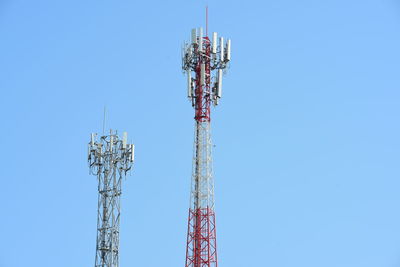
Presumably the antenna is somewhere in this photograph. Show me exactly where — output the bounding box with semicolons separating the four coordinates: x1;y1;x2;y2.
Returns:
182;24;231;107
102;106;107;135
206;6;208;37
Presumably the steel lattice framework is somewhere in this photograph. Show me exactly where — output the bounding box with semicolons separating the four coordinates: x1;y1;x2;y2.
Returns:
182;26;231;267
88;130;134;267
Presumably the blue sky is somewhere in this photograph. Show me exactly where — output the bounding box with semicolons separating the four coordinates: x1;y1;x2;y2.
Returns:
1;0;400;266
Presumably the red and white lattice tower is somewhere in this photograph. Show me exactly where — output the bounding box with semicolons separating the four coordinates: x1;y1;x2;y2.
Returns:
182;22;231;267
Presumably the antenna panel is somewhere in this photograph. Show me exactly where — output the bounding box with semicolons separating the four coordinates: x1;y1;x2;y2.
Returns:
188;44;192;57
91;133;95;146
198;27;203;52
123;132;127;149
200;63;205;86
191;29;197;44
220;37;224;62
217;69;223;98
212;32;217;54
226;39;231;61
98;144;102;156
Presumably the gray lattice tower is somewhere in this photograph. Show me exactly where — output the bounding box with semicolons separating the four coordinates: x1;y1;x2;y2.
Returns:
88;130;134;267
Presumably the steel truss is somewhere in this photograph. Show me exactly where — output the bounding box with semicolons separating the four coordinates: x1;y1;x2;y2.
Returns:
185;120;217;267
88;131;134;267
182;25;230;266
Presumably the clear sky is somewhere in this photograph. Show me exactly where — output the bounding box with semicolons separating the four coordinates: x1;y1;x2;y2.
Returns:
1;0;400;266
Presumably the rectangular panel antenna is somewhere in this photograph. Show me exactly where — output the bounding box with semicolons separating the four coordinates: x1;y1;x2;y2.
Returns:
123;132;127;149
226;39;231;61
212;32;217;54
220;37;224;62
188;44;192;57
217;69;223;98
191;29;197;44
130;144;135;162
198;27;203;52
91;133;95;146
200;63;205;86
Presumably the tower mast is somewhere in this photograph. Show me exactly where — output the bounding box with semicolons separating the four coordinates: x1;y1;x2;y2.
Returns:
182;21;231;267
88;130;135;267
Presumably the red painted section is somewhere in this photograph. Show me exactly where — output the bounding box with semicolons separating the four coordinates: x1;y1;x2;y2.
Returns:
185;207;218;267
194;36;211;122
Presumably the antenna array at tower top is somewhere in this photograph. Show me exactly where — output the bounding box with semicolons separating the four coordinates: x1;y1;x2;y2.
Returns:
182;27;231;107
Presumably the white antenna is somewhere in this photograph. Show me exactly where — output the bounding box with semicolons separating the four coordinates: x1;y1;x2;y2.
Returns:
191;29;197;44
91;133;96;146
198;27;203;52
212;32;217;54
200;63;205;86
217;69;223;98
220;37;224;62
130;144;135;162
102;106;107;136
122;132;127;149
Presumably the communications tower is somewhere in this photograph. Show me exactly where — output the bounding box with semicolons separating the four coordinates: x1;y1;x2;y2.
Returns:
88;130;135;267
182;24;231;267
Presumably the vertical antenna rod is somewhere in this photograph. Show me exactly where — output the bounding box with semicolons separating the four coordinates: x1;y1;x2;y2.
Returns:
87;130;135;267
206;6;208;37
102;106;107;136
182;20;232;267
